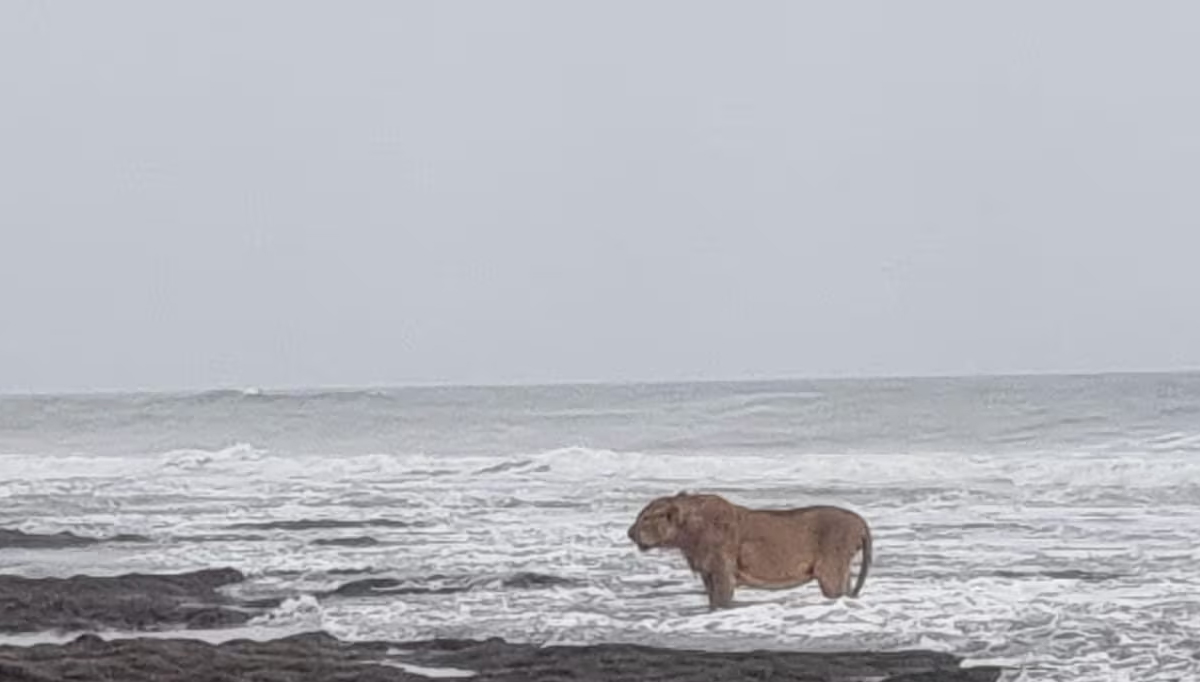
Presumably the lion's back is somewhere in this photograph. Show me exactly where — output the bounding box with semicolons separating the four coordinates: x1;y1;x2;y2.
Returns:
739;505;866;555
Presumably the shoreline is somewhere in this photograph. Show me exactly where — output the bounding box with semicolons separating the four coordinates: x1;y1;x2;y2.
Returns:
0;630;1003;682
0;539;1005;681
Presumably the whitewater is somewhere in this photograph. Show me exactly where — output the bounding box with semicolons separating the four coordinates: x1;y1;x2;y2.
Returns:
2;374;1199;682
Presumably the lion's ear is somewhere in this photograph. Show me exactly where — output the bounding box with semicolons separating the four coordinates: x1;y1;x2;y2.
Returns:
676;490;688;497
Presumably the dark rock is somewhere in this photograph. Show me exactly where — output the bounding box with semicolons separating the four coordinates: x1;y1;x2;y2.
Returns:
0;631;1005;682
884;671;1001;682
991;568;1126;582
397;637;1004;681
319;572;580;599
172;533;269;543
312;536;381;547
0;568;270;633
0;528;151;550
0;631;422;682
320;577;462;598
108;533;152;543
495;571;577;589
225;518;421;531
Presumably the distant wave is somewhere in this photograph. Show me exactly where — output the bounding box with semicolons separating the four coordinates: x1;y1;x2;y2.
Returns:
715;390;825;406
154;387;401;408
5;442;1200;505
473;459;547;475
159;443;268;470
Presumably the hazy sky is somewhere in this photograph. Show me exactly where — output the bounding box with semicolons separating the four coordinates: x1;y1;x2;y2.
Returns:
2;2;1199;393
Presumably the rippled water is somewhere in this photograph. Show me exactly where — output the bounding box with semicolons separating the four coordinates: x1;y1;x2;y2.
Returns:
2;373;1200;681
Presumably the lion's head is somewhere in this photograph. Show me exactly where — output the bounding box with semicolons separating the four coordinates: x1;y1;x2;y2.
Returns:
627;492;690;551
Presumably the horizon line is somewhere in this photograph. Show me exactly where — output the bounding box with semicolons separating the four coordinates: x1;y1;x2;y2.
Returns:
3;365;1199;399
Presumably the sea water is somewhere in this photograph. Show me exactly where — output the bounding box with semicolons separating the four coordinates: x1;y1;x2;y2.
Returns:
2;373;1199;681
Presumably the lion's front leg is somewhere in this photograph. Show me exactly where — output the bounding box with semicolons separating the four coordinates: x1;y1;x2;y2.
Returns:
703;564;735;610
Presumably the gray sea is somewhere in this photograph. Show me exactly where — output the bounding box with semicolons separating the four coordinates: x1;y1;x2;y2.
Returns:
2;372;1200;681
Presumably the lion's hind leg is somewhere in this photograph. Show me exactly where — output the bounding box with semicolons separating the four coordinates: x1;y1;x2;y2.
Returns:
814;557;853;600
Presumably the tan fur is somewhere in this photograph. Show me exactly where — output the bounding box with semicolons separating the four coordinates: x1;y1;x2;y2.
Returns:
627;491;872;610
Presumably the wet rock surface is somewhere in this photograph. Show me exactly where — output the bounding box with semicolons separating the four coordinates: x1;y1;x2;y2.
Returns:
225;518;423;531
312;536;381;547
0;565;1003;681
0;568;278;633
319;572;582;599
0;528;150;550
0;631;1004;682
401;636;1003;682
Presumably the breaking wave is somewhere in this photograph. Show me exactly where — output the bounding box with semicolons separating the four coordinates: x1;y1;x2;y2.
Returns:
5;441;1200;507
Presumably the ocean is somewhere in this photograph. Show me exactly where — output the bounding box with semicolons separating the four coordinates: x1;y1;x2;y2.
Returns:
2;372;1199;681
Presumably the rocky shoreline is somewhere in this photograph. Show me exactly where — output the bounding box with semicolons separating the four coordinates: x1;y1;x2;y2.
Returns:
0;528;1003;681
0;567;279;634
0;631;1002;682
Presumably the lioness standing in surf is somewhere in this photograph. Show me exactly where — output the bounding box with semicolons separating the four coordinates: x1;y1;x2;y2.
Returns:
627;491;872;610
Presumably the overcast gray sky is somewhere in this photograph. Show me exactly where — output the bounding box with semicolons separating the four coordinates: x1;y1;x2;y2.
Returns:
2;1;1199;393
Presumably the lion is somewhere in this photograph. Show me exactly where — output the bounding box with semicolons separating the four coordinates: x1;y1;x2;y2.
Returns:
627;491;872;610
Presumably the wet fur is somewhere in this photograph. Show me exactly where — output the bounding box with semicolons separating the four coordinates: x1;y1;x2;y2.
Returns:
627;492;872;610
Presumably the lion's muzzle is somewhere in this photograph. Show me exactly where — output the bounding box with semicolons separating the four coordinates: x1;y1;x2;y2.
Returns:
627;524;650;551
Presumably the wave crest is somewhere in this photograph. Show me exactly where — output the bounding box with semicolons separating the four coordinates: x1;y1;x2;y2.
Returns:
4;443;1200;502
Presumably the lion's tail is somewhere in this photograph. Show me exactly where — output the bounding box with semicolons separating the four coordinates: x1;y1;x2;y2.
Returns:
850;525;872;598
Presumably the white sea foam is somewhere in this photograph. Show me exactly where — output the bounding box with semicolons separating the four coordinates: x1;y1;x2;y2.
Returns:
3;441;1200;492
384;649;478;678
248;595;325;629
382;660;477;679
